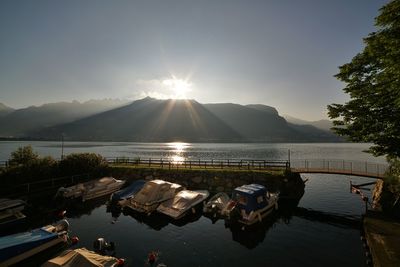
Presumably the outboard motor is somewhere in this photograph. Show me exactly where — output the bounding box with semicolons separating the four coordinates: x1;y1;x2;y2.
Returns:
94;237;115;255
55;219;70;232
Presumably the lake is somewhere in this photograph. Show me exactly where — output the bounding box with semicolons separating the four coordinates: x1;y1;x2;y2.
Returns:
1;141;384;266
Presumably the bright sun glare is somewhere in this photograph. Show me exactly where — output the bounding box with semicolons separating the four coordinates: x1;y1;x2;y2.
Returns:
162;78;192;99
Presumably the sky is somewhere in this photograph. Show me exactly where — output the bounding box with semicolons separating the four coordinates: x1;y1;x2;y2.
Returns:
0;0;388;120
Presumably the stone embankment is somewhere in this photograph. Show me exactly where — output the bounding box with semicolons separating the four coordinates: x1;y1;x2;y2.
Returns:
109;166;305;199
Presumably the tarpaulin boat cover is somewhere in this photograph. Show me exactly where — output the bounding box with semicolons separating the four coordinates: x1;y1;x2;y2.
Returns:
42;248;119;267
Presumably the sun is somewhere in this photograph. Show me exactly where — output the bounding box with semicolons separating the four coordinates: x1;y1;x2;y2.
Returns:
162;78;192;99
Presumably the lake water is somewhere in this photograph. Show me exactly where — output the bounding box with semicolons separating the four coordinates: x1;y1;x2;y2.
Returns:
1;142;385;266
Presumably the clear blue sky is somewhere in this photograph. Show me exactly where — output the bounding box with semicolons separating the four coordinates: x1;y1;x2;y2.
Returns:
0;0;387;120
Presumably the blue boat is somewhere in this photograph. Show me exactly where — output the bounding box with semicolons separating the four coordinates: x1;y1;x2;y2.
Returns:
110;179;146;203
229;184;279;225
0;220;69;266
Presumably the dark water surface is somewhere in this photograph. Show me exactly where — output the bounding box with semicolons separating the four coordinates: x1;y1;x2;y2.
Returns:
1;142;383;266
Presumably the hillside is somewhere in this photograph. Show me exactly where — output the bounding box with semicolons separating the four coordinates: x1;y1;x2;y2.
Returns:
0;99;129;137
0;103;14;117
32;98;241;142
27;97;340;142
284;115;333;131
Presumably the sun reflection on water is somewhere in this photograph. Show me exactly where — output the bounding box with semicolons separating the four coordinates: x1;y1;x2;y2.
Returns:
167;142;189;164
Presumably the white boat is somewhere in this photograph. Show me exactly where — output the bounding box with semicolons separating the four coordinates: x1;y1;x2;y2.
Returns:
41;247;124;267
56;177;125;202
228;184;279;225
0;198;25;213
157;190;209;219
122;179;184;214
203;192;231;217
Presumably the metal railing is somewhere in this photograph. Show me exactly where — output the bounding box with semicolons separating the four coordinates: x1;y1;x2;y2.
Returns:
1;174;91;198
290;159;388;178
106;157;290;171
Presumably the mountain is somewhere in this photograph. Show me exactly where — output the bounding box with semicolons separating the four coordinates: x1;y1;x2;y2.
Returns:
28;98;340;142
0;99;129;137
284;115;333;132
205;103;339;142
0;103;14;117
245;104;279;115
31;98;241;142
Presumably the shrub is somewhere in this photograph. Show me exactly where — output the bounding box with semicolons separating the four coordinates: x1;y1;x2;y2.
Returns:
9;146;39;166
59;153;108;176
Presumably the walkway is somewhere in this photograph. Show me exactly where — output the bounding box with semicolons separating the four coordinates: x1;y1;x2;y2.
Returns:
290;159;388;179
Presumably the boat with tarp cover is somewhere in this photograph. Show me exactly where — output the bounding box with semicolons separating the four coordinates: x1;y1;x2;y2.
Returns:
56;177;125;202
122;179;184;214
157;189;209;219
41;248;124;267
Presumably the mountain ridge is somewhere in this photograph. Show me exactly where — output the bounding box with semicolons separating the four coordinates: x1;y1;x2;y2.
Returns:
21;97;341;142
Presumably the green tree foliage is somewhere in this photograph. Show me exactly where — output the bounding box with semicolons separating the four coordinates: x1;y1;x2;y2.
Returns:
9;145;39;166
328;0;400;158
59;153;108;176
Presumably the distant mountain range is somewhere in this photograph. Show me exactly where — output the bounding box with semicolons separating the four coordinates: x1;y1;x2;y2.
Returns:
283;115;333;131
0;97;340;142
0;103;14;117
0;99;128;137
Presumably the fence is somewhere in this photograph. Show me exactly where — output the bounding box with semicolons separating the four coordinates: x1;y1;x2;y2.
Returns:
1;173;91;198
106;157;290;171
290;159;388;178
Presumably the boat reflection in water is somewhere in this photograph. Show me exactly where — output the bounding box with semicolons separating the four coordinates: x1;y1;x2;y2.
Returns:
120;205;203;230
224;198;302;249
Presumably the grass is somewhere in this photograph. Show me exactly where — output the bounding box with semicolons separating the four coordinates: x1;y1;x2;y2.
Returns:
109;163;287;175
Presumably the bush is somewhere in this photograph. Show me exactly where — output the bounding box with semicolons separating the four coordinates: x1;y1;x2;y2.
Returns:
382;157;400;218
59;153;108;176
9;146;39;166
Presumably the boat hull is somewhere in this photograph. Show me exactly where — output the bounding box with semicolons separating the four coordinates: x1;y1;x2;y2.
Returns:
0;224;68;266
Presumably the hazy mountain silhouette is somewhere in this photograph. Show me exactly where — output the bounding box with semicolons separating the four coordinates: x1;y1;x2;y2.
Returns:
0;99;129;137
3;97;340;142
0;103;14;117
245;104;279;115
32;98;241;142
284;115;333;131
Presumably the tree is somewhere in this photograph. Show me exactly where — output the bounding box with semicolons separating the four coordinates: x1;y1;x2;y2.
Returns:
59;153;108;175
9;145;39;166
328;0;400;158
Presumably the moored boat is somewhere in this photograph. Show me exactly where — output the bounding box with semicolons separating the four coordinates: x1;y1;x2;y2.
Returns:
203;192;231;218
0;220;70;266
122;179;184;214
41;247;124;267
110;179;146;205
0;199;27;233
157;189;209;219
0;199;26;214
56;177;125;202
0;210;26;233
227;184;278;225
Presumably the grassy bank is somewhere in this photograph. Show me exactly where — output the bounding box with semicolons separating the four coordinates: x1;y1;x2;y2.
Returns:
363;211;400;267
